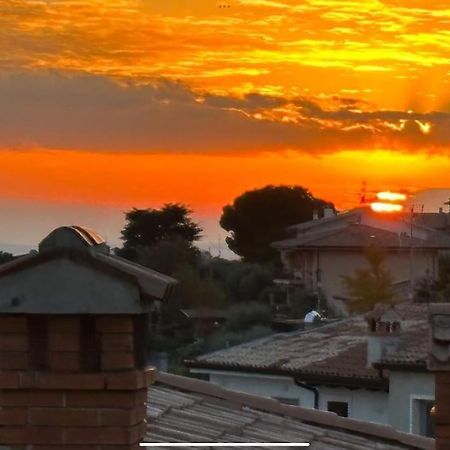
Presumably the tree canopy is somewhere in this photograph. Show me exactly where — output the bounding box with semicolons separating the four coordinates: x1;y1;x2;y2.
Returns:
220;185;334;263
118;203;202;260
342;247;395;313
0;251;14;265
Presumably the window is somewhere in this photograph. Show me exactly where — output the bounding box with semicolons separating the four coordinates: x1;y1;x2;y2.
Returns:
411;398;435;437
327;401;349;417
272;397;299;406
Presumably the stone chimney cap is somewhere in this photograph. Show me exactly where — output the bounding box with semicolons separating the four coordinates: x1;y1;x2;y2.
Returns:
0;227;177;313
39;225;109;254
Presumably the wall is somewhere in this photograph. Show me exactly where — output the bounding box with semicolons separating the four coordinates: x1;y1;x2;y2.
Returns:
285;248;437;315
388;371;435;434
193;369;388;425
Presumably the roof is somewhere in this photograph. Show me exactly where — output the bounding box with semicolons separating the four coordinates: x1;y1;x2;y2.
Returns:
187;303;429;387
415;213;450;231
0;226;177;311
145;371;433;449
274;223;450;250
181;308;228;320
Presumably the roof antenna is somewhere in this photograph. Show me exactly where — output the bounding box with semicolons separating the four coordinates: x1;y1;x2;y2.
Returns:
360;180;367;206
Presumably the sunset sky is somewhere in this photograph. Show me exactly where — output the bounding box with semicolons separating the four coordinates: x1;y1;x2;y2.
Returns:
1;0;450;254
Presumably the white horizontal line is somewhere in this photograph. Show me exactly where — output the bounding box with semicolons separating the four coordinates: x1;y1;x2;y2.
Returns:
140;444;310;447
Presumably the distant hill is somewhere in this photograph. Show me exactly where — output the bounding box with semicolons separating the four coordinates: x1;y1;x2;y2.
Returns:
0;243;35;256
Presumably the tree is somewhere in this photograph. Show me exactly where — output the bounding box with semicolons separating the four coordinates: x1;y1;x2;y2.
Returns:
117;203;202;260
206;258;275;303
133;238;199;276
342;247;395;313
220;185;334;263
0;251;14;265
415;256;450;303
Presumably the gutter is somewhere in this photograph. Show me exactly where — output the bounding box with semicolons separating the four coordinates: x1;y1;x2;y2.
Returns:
294;378;319;409
185;361;389;391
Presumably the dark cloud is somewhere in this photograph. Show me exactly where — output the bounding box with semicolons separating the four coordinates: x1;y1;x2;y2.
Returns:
0;71;449;154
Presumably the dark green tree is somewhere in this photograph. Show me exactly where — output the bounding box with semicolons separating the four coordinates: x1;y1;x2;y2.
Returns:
220;185;334;263
117;203;202;261
134;238;199;276
0;251;14;265
342;247;395;313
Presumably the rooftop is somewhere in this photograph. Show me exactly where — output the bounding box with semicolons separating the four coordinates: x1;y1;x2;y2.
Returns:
274;223;450;251
276;207;450;251
187;303;429;388
0;226;177;313
146;371;433;449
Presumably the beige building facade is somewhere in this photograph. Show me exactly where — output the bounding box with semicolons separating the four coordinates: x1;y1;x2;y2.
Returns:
274;207;450;315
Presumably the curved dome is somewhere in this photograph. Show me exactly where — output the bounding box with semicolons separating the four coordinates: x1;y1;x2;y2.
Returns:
38;225;109;254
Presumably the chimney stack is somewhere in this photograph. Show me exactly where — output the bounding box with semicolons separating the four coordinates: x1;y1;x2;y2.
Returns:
0;226;176;448
366;304;402;368
429;303;450;450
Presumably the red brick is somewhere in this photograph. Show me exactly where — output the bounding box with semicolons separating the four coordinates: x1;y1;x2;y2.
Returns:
105;371;145;390
48;352;80;371
64;426;138;445
0;407;27;425
436;424;450;438
0;316;27;333
48;333;80;351
0;334;28;351
30;407;98;426
66;390;142;409
134;389;147;405
102;352;134;371
0;426;63;444
99;405;146;426
0;371;20;388
0;352;28;370
437;439;450;450
97;316;133;334
101;333;134;351
19;371;36;389
0;391;64;407
48;316;80;334
36;372;105;390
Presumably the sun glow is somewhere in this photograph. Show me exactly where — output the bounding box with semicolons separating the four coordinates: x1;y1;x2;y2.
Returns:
370;202;404;213
376;191;407;202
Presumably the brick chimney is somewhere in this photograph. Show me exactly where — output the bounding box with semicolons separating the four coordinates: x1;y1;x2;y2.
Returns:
0;226;176;448
429;303;450;450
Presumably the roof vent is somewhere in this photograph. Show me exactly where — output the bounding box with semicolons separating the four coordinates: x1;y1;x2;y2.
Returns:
38;226;110;254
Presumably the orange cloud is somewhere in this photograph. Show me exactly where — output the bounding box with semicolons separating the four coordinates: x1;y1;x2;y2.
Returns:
1;72;449;154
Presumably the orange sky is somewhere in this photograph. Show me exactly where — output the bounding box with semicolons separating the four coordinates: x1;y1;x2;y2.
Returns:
1;0;449;253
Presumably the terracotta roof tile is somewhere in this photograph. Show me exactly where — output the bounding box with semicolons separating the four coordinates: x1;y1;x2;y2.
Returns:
145;372;433;449
188;303;429;383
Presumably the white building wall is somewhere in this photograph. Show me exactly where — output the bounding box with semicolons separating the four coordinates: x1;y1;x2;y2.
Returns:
193;370;388;425
388;371;435;434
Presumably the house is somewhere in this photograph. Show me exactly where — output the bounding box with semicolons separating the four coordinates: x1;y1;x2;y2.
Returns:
146;370;433;449
186;302;435;437
0;224;439;449
273;207;450;315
